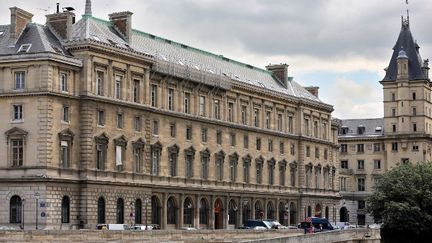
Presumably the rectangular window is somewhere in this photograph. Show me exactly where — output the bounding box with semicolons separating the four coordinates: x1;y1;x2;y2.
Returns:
358;200;366;210
373;143;381;152
14;71;25;90
357;144;364;153
413;144;419;151
184;92;190;113
392;124;396;132
268;139;273;152
324;148;328;160
340;177;347;191
201;128;208;143
60;73;68;92
392;108;396;117
256;137;261;150
60;140;69;168
314;121;318;137
12;105;23;121
374;159;381;169
277;114;283;131
392;142;398;151
241;105;247;125
96;144;106;170
412;92;416;100
214;99;220;119
230;133;236;146
168;88;174;111
115;75;122;99
265;111;271;129
290;143;295;155
62;106;69;122
185;155;193;178
412;107;417;116
288;116;293;133
117;113;123;128
304;118;310;136
11;139;24;167
280;142;284;154
96;71;104;95
133;79;140;103
358;160;365;170
153;120;159;135
134;116;141;131
216;130;222;145
151;84;158;107
186;126;192;140
199;96;205;116
306;146;310;157
254;108;260;127
391;92;396;101
228;102;234;122
413;123;417;132
358;178;365;191
243;135;249;149
170;123;176;137
322;123;327;139
341;160;348;169
315;147;319;158
97;110;105;126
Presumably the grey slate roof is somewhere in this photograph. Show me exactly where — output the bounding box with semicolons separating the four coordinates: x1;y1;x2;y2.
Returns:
339;118;384;137
382;19;427;81
70;15;324;104
0;23;70;56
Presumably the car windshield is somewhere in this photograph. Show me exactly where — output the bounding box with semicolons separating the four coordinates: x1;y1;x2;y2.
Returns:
244;220;270;228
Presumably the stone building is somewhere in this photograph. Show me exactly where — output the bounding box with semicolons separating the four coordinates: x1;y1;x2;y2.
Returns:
338;15;432;226
0;1;340;230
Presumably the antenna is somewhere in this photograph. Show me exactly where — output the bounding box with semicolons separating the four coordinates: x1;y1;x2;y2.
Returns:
406;0;410;23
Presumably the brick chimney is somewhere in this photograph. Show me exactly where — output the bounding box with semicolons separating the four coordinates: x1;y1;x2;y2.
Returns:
266;63;289;87
9;7;33;44
304;86;319;98
46;7;75;41
109;11;133;42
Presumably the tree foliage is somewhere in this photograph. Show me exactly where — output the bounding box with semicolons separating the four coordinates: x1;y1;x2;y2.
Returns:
368;162;432;243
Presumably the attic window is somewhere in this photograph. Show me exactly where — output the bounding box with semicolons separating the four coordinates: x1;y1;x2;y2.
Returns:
357;126;365;135
375;126;382;132
17;44;31;53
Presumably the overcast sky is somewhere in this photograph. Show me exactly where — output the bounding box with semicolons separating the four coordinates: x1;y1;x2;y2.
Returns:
1;0;432;119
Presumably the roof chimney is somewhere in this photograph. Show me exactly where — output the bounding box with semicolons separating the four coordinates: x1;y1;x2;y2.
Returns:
266;63;289;87
109;11;133;42
9;7;33;44
304;86;319;98
46;5;75;41
84;0;92;16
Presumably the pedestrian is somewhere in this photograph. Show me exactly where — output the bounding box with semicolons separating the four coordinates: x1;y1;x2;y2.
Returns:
319;223;323;232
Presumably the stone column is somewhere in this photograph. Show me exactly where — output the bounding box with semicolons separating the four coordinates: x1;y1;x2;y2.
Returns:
239;196;243;228
224;196;229;229
209;195;215;229
251;197;256;220
194;194;200;229
179;194;184;229
275;198;280;223
161;193;167;229
264;198;268;219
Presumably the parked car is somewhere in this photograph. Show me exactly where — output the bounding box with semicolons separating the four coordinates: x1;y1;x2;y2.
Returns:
262;219;288;229
96;224;130;230
132;225;153;230
335;222;356;230
299;217;334;232
241;220;272;230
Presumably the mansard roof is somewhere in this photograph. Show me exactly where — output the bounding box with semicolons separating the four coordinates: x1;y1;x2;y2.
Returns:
383;18;427;81
339;118;384;138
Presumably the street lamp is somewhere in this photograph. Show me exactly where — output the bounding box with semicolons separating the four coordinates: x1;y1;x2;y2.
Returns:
144;195;150;230
285;203;290;226
34;192;40;230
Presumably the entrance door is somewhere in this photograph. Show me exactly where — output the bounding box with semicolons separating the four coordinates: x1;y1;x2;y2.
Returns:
214;199;223;229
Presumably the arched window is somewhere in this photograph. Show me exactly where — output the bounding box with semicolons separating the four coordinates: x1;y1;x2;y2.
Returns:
199;198;209;225
135;199;142;224
307;206;312;217
116;198;124;224
151;196;161;225
325;206;329;219
167;197;177;224
97;197;105;224
61;196;70;223
183;197;193;226
10;195;22;224
242;200;251;224
289;202;297;225
255;201;263;219
340;207;349;222
228;200;238;225
267;201;275;220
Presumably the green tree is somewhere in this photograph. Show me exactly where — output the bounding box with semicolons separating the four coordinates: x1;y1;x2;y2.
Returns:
368;162;432;243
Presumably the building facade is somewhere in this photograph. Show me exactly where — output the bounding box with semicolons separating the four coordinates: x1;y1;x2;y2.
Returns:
0;1;340;230
338;16;432;226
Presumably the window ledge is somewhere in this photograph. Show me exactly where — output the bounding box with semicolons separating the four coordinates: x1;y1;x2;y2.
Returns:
10;120;24;124
61;120;70;125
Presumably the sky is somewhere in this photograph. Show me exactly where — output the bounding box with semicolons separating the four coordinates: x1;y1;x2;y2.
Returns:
1;0;432;119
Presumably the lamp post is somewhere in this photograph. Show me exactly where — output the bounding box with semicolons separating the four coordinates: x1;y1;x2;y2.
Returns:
34;192;40;230
144;195;150;230
333;203;336;226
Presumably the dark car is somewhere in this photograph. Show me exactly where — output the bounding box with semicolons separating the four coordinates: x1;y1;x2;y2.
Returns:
241;220;272;230
299;217;334;232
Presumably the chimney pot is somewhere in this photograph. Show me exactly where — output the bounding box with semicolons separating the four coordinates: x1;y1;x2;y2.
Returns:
9;7;33;44
266;63;289;87
109;11;133;42
46;10;75;40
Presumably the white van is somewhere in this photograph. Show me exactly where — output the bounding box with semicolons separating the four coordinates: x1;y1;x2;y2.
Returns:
96;224;130;230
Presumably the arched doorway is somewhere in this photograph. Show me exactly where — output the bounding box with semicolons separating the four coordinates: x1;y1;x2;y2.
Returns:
325;206;329;219
314;204;322;217
183;197;194;227
289;202;297;225
214;198;224;229
167;196;178;226
242;200;251;224
97;197;105;224
135;199;142;225
199;198;209;228
116;198;124;224
340;207;349;222
278;202;287;225
307;205;312;217
151;196;161;227
267;201;275;219
228;200;238;228
10;195;22;224
255;201;263;219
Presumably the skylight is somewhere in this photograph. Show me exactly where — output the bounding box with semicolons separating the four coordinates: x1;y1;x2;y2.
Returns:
17;44;31;53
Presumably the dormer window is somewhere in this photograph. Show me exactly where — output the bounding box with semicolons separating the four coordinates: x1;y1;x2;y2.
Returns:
375;126;382;133
357;126;365;135
17;44;31;53
340;126;348;135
